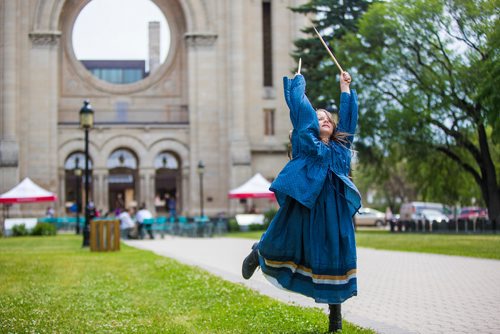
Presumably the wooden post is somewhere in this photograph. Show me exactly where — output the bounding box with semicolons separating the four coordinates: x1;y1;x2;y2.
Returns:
90;220;121;252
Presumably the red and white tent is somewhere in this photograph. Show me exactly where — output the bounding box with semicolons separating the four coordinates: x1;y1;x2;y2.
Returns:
0;177;57;204
228;173;275;199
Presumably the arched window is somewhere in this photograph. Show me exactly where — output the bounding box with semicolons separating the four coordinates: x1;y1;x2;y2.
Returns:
107;149;138;169
154;152;179;169
65;152;92;170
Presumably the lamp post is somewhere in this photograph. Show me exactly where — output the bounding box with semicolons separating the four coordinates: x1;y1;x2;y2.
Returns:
80;100;94;247
326;99;338;114
197;160;205;217
74;157;82;235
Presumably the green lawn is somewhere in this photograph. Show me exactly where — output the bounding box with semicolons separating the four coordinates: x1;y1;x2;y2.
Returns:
0;235;373;334
229;230;500;260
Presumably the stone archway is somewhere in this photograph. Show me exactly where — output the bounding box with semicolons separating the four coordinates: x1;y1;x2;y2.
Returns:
107;148;139;214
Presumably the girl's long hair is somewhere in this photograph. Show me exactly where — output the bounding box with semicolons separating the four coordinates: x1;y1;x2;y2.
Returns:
316;109;350;144
287;109;351;160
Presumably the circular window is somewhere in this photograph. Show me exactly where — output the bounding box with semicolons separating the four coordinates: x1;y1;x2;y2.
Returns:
72;0;171;85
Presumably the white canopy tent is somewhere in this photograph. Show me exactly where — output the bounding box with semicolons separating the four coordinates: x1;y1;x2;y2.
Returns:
228;173;275;199
0;177;58;235
228;173;275;227
0;178;57;204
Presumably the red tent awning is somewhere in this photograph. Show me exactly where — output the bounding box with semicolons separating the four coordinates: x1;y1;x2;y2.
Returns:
0;178;57;204
228;173;275;199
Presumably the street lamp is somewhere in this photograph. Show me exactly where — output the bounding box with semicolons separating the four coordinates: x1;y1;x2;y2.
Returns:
80;100;94;247
326;99;338;115
74;156;82;235
197;160;205;217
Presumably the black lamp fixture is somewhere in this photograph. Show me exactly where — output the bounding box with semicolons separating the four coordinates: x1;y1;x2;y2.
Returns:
326;99;338;113
79;100;94;247
74;156;82;235
197;160;205;217
80;100;94;129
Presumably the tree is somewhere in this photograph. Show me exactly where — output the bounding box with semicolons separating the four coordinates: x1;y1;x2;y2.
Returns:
341;0;500;222
290;0;375;108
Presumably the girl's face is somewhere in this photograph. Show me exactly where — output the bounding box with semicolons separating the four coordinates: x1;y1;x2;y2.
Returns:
317;110;334;139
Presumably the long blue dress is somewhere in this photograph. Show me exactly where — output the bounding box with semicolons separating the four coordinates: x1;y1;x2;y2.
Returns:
257;74;360;304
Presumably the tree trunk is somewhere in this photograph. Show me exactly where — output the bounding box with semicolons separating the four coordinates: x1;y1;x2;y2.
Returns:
477;124;500;228
486;188;500;229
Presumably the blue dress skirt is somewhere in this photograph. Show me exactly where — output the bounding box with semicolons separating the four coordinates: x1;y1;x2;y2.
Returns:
258;172;357;304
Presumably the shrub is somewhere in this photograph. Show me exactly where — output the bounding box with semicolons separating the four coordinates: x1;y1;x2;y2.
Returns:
12;224;29;237
31;223;57;236
227;218;240;232
248;223;266;231
263;208;278;229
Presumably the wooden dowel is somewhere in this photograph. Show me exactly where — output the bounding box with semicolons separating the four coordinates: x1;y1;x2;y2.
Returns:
312;25;344;73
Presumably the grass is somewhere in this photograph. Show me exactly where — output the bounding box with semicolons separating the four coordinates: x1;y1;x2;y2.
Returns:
0;235;374;334
229;230;500;260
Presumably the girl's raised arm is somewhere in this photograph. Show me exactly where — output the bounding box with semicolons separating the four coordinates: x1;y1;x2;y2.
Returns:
283;74;317;131
337;72;358;144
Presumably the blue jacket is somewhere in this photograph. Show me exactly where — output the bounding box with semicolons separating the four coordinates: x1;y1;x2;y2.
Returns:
270;74;362;217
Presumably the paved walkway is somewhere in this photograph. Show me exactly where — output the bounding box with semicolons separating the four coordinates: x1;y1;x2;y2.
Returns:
125;237;500;334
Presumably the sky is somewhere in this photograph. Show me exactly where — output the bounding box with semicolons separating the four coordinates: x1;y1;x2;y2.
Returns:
72;0;171;70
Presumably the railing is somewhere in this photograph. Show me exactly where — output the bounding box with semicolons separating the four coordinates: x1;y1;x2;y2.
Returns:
37;216;114;231
143;216;228;238
38;215;229;238
390;218;496;234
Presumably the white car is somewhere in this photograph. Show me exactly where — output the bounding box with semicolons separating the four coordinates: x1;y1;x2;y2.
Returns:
419;209;449;223
355;208;386;227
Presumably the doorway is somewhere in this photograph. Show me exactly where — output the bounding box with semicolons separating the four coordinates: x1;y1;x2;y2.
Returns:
107;149;138;214
154;152;180;214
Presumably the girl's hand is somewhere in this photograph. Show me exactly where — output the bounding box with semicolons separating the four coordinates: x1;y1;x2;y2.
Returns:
340;71;352;93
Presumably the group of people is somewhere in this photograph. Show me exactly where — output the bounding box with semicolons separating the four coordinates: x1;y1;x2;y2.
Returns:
114;192;177;240
117;203;154;240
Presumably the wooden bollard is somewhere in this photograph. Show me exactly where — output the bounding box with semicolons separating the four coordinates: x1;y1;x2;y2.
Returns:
90;220;121;252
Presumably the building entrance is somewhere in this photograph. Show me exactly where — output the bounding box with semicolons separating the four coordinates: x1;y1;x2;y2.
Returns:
154;152;180;214
107;149;138;214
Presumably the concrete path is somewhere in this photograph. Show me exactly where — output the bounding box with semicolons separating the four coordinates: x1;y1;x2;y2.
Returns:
125;237;500;334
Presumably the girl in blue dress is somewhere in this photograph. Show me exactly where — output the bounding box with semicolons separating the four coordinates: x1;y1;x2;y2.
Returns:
242;70;361;332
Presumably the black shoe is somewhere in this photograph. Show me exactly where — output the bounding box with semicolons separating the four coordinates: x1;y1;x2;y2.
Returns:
328;304;342;332
242;242;259;279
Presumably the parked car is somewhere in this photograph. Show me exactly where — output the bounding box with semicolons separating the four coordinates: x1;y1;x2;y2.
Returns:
399;202;448;221
420;209;449;223
458;207;488;220
355;208;386;227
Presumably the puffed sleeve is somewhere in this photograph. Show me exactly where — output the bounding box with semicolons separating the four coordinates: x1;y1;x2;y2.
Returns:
336;89;358;146
283;75;318;131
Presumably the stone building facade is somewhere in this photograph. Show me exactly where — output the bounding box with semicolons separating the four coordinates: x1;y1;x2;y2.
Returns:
0;0;307;217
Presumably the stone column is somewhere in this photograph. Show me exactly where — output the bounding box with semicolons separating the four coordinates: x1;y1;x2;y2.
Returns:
138;168;155;212
227;1;252;190
26;30;61;188
181;165;190;215
58;168;66;216
93;168;108;214
0;1;20;189
149;172;156;215
185;32;218;216
102;172;109;214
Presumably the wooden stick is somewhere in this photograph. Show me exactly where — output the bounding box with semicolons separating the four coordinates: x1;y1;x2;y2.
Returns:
297;57;302;74
312;25;344;73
